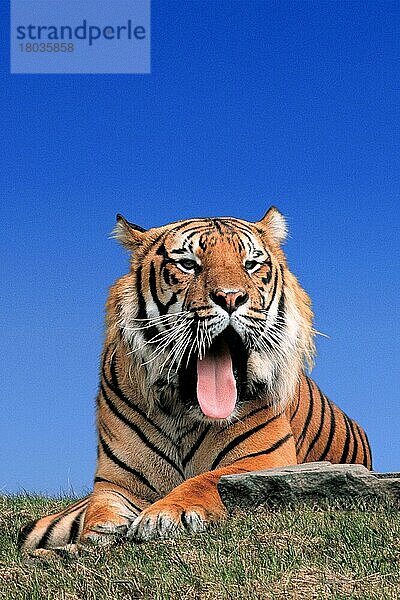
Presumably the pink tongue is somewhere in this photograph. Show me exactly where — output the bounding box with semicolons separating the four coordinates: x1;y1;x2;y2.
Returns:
196;339;237;419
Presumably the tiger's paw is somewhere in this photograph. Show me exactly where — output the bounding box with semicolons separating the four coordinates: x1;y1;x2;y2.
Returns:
80;521;128;547
126;503;210;542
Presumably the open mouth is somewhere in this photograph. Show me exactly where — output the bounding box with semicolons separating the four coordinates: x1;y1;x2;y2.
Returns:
178;327;248;419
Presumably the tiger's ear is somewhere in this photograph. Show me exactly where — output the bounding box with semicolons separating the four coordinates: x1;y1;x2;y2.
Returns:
113;214;146;250
255;206;288;245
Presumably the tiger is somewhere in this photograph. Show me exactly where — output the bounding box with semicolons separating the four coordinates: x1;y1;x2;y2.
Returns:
19;207;372;553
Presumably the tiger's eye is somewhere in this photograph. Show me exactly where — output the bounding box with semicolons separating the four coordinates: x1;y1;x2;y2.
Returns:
178;259;197;271
245;260;259;271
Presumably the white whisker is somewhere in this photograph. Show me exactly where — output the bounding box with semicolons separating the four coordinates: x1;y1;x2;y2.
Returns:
157;324;192;378
312;328;329;338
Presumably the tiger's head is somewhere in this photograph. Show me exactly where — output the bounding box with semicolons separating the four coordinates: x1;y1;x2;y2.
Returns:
111;207;315;422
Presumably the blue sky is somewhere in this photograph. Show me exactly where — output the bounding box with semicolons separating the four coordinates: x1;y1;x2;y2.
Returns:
1;1;399;495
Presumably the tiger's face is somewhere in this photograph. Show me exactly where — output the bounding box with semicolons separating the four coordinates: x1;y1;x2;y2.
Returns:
114;208;315;422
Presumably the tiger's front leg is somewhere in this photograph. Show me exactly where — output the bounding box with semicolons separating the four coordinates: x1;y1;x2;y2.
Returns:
127;417;296;542
80;480;151;546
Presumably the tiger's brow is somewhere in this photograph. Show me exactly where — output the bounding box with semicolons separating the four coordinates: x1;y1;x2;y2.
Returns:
169;248;188;255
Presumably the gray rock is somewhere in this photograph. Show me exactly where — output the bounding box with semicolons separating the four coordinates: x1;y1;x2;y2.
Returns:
217;462;400;512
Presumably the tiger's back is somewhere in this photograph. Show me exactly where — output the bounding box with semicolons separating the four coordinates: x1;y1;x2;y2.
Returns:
288;375;371;468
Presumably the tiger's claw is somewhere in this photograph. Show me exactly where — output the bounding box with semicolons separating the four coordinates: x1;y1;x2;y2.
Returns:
126;505;207;542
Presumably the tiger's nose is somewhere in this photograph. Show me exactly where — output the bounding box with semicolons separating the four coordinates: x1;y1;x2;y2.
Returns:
209;288;249;314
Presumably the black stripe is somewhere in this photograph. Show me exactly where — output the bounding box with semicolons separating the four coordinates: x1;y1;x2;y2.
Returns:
264;269;279;313
149;261;168;315
363;430;373;469
196;314;216;321
248;306;267;314
99;418;115;441
182;426;211;468
221;405;269;432
338;412;352;463
189;305;212;312
267;290;285;339
212;218;223;233
99;435;158;494
264;267;285;330
156;243;168;257
277;268;285;321
164;292;178;311
232;433;293;462
141;231;167;257
354;423;367;467
126;233;171;310
169;248;187;255
241;314;263;326
233;228;257;248
176;421;202;445
95;476;115;485
107;349;177;446
290;385;301;422
242;404;270;422
17;520;37;549
135;266;147;320
221;220;257;243
296;376;315;453
95;476;146;512
263;284;285;350
68;508;86;544
30;499;90;550
318;397;336;461
37;515;64;549
211;413;281;470
99;384;184;478
176;221;211;234
107;489;142;514
183;226;212;240
102;346;176;446
303;385;326;461
198;233;208;251
231;233;246;253
163;267;171;285
347;417;359;463
58;498;88;517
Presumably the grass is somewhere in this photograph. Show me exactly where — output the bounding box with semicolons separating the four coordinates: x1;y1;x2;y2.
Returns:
0;495;399;600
